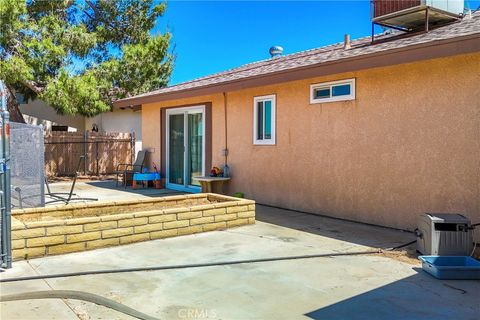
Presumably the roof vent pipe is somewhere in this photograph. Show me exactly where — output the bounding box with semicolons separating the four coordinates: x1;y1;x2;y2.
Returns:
269;46;283;58
343;34;351;50
464;8;472;19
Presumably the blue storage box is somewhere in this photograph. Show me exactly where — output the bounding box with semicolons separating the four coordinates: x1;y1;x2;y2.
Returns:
133;172;161;181
419;256;480;280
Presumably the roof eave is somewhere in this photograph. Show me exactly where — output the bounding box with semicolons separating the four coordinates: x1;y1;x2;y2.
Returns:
114;33;480;108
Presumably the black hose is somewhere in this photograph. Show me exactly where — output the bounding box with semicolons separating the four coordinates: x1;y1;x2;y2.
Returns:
0;250;380;283
0;290;159;320
384;240;417;251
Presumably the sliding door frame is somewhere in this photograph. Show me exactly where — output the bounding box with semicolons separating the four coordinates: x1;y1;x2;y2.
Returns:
165;105;205;192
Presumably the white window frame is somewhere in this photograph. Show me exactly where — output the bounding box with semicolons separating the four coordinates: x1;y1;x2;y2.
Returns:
310;78;356;104
253;94;276;145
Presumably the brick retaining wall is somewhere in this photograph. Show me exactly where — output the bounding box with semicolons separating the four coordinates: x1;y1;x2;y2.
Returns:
12;194;255;260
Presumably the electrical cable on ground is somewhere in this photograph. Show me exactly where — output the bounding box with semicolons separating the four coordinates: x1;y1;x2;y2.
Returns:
0;290;159;320
0;250;383;283
468;222;479;257
384;240;417;251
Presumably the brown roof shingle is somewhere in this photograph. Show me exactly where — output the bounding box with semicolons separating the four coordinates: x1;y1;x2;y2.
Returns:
116;12;480;105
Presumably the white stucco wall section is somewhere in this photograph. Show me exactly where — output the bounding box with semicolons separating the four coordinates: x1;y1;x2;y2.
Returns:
20;98;142;152
20;99;85;132
85;109;142;152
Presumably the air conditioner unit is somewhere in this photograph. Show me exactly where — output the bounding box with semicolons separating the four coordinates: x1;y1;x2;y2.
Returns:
416;213;473;255
372;0;464;32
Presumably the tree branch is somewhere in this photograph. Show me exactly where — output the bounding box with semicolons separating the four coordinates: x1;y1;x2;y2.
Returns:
5;84;26;123
85;0;116;30
23;80;45;94
85;0;99;18
83;9;94;21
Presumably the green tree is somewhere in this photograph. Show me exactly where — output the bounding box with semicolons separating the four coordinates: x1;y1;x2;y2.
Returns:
0;0;173;122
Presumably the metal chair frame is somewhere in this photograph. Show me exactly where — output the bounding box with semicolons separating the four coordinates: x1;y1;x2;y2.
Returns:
115;150;147;188
44;155;98;205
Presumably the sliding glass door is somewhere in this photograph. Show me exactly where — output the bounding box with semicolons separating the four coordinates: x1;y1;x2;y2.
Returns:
168;113;185;186
166;106;205;192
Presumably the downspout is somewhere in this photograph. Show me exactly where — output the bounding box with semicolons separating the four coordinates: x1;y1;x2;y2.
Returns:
223;92;228;166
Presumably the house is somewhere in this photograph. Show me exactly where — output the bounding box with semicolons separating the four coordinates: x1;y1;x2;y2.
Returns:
114;10;480;233
19;98;143;151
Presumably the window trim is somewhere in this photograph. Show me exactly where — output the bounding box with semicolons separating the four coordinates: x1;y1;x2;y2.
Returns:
253;94;276;145
310;78;356;104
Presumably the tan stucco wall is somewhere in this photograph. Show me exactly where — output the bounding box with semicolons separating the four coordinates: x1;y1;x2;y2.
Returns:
142;52;480;233
142;93;226;169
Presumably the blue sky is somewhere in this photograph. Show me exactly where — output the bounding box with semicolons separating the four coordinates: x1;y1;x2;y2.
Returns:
155;0;480;85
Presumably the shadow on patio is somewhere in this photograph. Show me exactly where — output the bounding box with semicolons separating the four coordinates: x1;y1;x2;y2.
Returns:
256;204;417;251
85;180;185;196
304;268;480;320
46;180;186;203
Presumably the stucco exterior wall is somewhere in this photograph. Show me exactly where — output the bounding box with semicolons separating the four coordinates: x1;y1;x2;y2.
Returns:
20;100;142;152
85;109;143;152
142;94;226;171
142;52;480;233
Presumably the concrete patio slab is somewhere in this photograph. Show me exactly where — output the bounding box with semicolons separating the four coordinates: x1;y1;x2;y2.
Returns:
0;262;78;319
1;205;479;320
46;180;184;204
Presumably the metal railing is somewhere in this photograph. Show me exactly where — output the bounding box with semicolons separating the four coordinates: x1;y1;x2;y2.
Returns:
0;80;12;268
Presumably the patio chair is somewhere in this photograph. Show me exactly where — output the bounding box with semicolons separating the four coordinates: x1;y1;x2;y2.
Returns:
45;155;98;205
115;150;147;188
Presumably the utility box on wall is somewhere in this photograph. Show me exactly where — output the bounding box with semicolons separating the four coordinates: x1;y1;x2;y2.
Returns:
416;213;473;255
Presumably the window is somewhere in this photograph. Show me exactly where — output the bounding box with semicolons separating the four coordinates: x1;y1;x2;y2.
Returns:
15;93;26;104
310;78;355;104
253;95;276;145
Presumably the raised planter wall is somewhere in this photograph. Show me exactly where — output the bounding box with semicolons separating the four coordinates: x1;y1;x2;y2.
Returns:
11;194;255;260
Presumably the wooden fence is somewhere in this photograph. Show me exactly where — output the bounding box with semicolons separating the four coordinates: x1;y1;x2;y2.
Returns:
44;132;135;176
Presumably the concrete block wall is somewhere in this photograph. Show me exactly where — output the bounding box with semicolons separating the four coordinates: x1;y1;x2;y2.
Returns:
12;194;255;260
